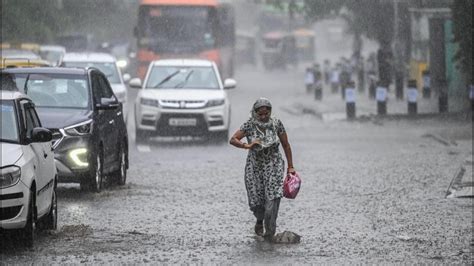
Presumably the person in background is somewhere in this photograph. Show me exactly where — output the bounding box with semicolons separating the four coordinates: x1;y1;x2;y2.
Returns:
229;98;295;242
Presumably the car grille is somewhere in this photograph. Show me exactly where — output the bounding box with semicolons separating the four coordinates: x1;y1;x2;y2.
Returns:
0;206;22;221
50;128;64;149
159;100;207;109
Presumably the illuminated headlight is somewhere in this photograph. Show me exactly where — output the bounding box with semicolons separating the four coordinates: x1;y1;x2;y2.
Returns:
206;99;225;107
63;120;93;136
140;98;159;107
69;148;89;167
117;60;128;69
0;166;21;188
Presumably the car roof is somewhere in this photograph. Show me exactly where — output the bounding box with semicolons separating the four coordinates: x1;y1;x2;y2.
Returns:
151;59;214;67
1;49;41;60
2;67;88;75
62;52;116;63
1;90;30;101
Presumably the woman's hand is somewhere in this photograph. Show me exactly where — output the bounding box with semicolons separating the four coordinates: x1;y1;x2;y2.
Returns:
245;140;261;149
287;167;296;174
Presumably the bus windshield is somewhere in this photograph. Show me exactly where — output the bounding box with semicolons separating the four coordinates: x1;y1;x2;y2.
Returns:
138;6;217;53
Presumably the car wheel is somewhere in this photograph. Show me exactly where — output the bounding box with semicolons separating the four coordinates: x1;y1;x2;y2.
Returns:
39;181;57;230
21;192;36;247
113;140;127;186
82;151;103;192
135;128;149;144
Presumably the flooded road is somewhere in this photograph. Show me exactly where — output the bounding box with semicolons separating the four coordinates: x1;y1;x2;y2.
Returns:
1;65;472;264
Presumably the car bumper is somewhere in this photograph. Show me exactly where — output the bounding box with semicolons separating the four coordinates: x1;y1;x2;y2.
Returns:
136;104;228;135
0;181;30;230
53;135;93;183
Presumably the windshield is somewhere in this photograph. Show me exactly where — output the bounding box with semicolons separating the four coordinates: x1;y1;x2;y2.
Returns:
11;73;90;109
63;62;121;84
138;6;216;53
146;66;219;90
1;100;19;143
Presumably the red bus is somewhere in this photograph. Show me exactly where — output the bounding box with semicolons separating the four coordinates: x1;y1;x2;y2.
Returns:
134;0;235;79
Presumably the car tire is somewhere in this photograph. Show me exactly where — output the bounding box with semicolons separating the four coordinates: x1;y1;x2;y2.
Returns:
112;139;127;186
21;192;36;247
40;181;57;230
81;151;103;192
135;128;149;144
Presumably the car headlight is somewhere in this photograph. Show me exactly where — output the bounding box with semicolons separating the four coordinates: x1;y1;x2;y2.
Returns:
140;98;159;107
63;119;93;136
117;60;128;69
206;99;225;107
69;148;89;168
0;166;21;188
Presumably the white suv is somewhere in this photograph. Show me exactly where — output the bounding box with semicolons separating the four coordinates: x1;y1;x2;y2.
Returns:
130;59;236;142
62;52;130;119
1;91;57;247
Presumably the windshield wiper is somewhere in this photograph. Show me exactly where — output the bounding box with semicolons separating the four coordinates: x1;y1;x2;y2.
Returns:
174;70;194;88
153;70;180;88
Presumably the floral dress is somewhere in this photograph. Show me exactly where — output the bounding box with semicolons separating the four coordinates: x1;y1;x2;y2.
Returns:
240;118;286;209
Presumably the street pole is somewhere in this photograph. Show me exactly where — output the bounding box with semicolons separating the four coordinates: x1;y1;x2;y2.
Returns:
393;0;404;100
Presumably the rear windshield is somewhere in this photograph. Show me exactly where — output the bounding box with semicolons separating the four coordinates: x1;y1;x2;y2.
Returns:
1;100;19;143
10;73;90;109
63;62;121;84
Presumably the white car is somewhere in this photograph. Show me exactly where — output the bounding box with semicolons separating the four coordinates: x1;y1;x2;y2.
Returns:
61;52;130;119
130;59;236;142
1;91;57;247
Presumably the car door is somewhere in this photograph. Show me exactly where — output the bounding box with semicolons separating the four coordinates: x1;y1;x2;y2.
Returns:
100;75;123;167
21;100;51;213
92;72;118;170
28;103;55;216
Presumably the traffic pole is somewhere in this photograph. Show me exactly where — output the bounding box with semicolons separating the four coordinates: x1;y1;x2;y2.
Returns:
407;79;418;115
422;70;431;99
345;81;356;120
376;82;388;115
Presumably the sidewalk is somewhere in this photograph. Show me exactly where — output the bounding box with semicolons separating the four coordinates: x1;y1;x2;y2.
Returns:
297;85;443;121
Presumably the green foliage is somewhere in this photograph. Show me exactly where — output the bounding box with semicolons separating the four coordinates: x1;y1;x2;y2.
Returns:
451;0;472;83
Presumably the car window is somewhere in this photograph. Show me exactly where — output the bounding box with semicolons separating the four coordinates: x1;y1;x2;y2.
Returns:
0;100;19;143
98;75;115;99
1;73;20;91
63;62;121;84
24;104;36;139
145;66;219;90
15;73;90;109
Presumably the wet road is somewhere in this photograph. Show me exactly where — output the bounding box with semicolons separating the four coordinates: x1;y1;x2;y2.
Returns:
1;65;472;264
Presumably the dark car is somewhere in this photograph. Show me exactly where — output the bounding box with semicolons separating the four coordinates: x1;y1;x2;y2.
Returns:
1;67;128;192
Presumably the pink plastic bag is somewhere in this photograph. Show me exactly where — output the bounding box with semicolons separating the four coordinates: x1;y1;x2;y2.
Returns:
283;171;301;199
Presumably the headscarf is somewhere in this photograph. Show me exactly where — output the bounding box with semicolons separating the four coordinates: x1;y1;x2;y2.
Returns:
249;98;279;150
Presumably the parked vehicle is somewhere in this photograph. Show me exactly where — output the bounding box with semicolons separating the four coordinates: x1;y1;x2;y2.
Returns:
261;31;297;70
1;49;50;69
2;67;129;192
61;53;130;117
39;45;66;66
129;59;236;142
1;91;57;247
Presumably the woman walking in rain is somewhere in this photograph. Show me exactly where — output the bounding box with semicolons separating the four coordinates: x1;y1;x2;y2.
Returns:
229;98;295;241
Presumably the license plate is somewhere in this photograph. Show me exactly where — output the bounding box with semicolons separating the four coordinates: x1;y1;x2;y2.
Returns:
169;118;197;126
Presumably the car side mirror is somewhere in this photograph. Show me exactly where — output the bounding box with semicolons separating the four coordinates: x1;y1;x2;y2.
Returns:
123;73;131;83
96;97;119;110
224;78;237;89
31;127;52;143
129;78;142;89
